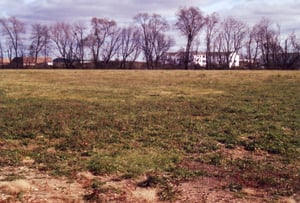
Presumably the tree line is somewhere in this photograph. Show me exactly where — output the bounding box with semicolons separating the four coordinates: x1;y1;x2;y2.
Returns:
0;7;299;69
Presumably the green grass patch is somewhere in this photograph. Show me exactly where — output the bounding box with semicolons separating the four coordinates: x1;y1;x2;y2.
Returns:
0;70;299;196
87;148;180;176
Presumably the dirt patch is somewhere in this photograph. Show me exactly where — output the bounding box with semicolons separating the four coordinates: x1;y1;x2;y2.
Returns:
175;176;299;203
0;166;84;202
0;167;161;203
219;145;272;161
176;176;245;202
0;179;31;195
131;187;158;202
0;166;298;202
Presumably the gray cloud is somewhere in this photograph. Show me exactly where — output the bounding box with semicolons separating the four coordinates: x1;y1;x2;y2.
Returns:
0;0;299;36
217;0;300;35
1;0;202;24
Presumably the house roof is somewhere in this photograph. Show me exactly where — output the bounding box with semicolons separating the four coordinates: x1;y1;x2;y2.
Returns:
165;51;237;57
53;58;68;63
12;57;52;64
23;57;52;64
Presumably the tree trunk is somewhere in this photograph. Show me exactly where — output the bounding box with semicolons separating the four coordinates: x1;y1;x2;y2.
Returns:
185;37;192;70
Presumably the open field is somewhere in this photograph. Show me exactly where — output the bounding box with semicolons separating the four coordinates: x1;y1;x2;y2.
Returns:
0;70;299;202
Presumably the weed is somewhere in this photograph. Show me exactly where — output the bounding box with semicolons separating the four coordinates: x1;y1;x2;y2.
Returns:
231;158;257;170
1;173;26;181
137;174;178;201
87;149;180;176
0;149;22;166
170;167;207;180
87;155;119;175
227;183;243;192
83;179;105;202
137;174;165;188
158;182;178;201
209;153;224;166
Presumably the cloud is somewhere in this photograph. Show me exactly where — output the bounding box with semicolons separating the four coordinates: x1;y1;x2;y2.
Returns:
1;0;203;25
217;0;300;34
0;0;299;36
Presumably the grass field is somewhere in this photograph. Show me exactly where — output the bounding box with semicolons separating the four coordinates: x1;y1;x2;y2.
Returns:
0;70;299;201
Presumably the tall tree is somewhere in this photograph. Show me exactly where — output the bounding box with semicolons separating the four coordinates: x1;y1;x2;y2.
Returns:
0;17;25;67
50;22;76;68
29;23;50;65
213;32;226;67
134;13;171;69
175;7;205;69
244;24;260;68
219;16;247;68
153;33;174;67
86;18;116;67
73;22;88;67
119;26;141;69
277;32;300;69
205;12;219;69
101;23;121;64
255;18;280;68
0;40;3;67
5;44;13;62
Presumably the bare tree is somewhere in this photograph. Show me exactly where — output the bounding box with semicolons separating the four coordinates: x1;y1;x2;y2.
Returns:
86;18;116;67
175;7;205;69
50;22;76;68
153;33;174;67
0;40;3;67
0;17;25;67
73;22;88;67
101;24;121;64
254;18;281;68
134;13;170;69
205;12;219;69
219;16;247;68
213;32;226;67
6;44;13;62
277;32;300;69
243;17;299;69
244;24;261;68
134;13;152;68
119;26;141;69
29;23;50;65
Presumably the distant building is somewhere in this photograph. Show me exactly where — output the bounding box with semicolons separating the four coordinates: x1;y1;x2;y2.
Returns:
193;53;207;67
193;52;239;68
163;51;240;69
10;57;52;68
53;58;83;68
161;52;185;66
10;57;23;68
53;58;67;68
0;58;11;66
239;58;260;68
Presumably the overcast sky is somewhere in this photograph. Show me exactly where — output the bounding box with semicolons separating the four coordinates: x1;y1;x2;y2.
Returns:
0;0;299;52
1;0;299;32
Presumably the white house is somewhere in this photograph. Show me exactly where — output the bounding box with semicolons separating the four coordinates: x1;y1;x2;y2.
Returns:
228;52;239;68
193;52;240;68
193;53;207;67
162;52;184;65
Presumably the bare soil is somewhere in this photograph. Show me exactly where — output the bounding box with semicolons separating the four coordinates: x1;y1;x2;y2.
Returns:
1;166;299;203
